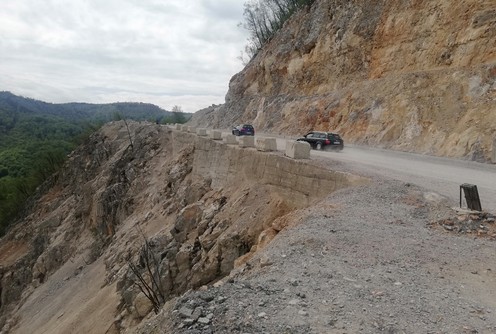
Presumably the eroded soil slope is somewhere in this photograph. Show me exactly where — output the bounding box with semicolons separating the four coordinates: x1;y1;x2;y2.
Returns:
0;122;364;333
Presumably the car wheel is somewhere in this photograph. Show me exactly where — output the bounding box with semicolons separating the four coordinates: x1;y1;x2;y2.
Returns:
316;142;323;150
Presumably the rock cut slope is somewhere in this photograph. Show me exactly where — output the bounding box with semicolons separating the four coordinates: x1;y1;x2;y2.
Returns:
189;0;496;161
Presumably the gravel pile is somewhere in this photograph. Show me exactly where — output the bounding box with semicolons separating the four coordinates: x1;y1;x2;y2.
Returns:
136;176;496;334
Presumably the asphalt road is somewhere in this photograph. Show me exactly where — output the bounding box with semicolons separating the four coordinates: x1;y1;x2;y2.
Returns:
274;137;496;213
195;127;496;213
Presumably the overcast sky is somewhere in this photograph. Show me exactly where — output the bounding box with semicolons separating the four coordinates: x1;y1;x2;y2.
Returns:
0;0;249;113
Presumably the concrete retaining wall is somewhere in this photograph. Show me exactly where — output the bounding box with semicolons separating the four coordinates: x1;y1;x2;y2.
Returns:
200;138;364;205
170;131;368;206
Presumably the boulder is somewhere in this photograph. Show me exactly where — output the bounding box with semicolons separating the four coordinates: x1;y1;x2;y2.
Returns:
133;292;153;318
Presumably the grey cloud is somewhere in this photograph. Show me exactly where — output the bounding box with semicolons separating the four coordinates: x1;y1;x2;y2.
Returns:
0;0;248;113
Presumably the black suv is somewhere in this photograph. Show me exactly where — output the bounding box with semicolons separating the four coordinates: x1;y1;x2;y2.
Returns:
297;131;344;150
232;124;255;136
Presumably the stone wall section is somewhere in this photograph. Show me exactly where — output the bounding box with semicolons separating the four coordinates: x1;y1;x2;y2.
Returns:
173;131;366;206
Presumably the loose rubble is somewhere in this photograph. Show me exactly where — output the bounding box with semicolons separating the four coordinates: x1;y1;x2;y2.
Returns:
428;210;496;239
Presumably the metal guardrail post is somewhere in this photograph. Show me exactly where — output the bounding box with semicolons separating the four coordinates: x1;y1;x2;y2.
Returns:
459;183;482;211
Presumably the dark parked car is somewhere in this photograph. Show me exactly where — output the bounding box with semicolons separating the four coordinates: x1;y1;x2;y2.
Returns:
232;124;255;136
297;131;344;150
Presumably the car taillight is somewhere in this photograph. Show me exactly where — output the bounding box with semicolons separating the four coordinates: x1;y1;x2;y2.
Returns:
325;139;330;144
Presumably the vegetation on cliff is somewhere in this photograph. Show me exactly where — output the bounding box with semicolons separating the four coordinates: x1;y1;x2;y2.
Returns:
0;92;190;235
241;0;315;58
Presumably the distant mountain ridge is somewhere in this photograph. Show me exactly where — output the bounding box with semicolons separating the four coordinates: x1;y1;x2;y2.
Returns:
0;91;173;123
0;91;189;234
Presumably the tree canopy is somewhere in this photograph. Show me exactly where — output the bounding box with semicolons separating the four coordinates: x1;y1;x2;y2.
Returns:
241;0;316;59
0;92;191;235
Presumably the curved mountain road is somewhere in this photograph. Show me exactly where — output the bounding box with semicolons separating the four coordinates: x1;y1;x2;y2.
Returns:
197;128;496;212
275;138;496;212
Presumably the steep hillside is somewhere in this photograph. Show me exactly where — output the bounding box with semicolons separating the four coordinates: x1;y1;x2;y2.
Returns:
0;122;364;333
0;92;193;235
189;0;496;161
0;123;495;333
0;91;175;123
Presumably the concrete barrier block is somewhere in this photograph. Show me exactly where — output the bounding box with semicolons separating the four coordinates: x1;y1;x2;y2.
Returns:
225;134;238;145
239;136;255;148
196;128;207;136
175;124;182;130
188;126;196;133
211;130;222;140
256;137;277;152
285;140;310;159
181;125;189;132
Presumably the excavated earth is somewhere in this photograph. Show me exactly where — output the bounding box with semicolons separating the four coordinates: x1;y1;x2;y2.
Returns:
0;121;495;334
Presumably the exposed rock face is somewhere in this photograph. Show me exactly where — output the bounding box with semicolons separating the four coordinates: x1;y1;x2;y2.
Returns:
189;0;496;161
0;122;365;333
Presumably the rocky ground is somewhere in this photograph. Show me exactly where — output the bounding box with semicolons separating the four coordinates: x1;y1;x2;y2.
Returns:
132;162;496;334
1;123;495;334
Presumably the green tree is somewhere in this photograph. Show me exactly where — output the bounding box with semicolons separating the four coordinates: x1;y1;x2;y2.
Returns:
241;0;316;59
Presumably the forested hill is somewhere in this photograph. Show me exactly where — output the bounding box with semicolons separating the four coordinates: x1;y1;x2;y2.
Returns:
0;91;177;123
0;91;190;234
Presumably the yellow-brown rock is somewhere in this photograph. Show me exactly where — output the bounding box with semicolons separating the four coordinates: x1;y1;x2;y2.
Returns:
191;0;496;161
